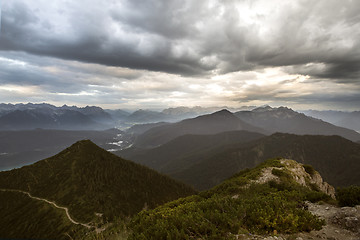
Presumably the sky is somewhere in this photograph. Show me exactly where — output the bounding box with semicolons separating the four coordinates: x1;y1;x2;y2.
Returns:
0;0;359;110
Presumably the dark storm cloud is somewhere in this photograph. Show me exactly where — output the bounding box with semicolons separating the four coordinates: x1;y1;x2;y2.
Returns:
1;0;360;80
290;61;360;82
0;51;127;94
0;1;209;75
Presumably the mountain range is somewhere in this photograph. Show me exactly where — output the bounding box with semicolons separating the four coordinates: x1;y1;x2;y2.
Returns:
1;103;360;135
2;104;360;173
121;129;360;191
235;106;360;142
303;109;360;133
126;106;360;151
132;109;267;148
124;106;256;124
0;103;258;130
0;103;113;130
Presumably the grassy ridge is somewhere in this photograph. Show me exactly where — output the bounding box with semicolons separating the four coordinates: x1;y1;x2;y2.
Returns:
128;159;329;239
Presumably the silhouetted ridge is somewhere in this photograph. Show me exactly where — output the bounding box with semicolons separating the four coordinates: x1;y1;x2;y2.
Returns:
235;106;360;141
170;132;360;190
133;110;267;148
120;130;265;174
210;109;233;116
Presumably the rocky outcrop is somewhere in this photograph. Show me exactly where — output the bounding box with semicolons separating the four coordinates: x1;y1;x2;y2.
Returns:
254;159;336;198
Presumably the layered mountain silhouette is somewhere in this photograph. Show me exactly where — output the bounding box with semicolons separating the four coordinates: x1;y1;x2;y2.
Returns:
120;130;265;174
125;122;170;135
125;109;172;123
167;133;360;190
234;106;360;142
0;140;195;239
304;110;360;132
133;109;267;148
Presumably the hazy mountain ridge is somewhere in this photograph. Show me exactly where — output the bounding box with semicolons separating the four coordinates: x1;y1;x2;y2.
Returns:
122;106;253;124
120;130;265;174
125;122;170;135
303;110;360;133
133;109;267;148
235;106;360;142
0;103;113;130
1;104;360;173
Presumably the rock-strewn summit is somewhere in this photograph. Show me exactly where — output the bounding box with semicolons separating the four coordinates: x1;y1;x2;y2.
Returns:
252;159;335;198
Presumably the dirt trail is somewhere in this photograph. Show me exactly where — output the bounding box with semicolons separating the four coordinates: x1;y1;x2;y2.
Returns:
0;188;92;229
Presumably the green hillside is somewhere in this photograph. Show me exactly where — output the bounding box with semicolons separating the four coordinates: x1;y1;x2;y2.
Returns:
170;133;360;190
0;190;85;240
129;158;332;239
0;140;196;239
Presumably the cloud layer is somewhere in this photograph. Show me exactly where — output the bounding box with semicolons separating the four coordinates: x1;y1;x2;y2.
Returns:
0;0;359;110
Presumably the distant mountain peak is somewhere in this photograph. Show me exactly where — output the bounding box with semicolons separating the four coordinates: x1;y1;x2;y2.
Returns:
252;105;273;112
71;139;94;146
65;139;98;151
252;105;297;115
210;109;233;116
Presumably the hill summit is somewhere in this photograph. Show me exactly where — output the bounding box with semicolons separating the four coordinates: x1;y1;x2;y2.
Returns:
0;140;195;239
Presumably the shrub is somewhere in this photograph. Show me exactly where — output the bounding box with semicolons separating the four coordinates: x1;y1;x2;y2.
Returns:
305;191;331;203
271;168;292;181
336;186;360;207
302;164;315;176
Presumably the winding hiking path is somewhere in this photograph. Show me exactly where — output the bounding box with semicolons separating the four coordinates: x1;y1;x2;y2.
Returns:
0;188;92;229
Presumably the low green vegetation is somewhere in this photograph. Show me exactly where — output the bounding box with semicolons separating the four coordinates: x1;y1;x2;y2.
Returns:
128;159;328;239
336;185;360;207
0;191;85;239
303;164;316;176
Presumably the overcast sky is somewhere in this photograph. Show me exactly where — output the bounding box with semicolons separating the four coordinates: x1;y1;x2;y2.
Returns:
0;0;359;110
